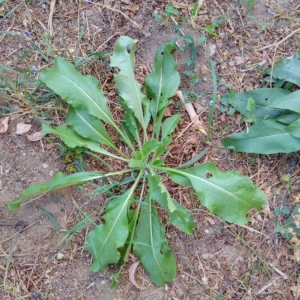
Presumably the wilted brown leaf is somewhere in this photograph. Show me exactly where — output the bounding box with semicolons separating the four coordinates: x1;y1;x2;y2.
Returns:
129;262;143;290
0;116;9;133
16;123;32;135
27;131;45;141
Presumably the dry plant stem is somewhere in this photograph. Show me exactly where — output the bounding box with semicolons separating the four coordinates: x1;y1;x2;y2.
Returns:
256;27;300;51
97;4;141;30
0;15;15;44
237;224;270;239
37;19;48;32
176;90;207;135
174;107;208;142
95;31;122;52
1;220;41;244
26;250;40;290
170;16;185;36
256;282;273;295
48;0;56;37
268;263;288;280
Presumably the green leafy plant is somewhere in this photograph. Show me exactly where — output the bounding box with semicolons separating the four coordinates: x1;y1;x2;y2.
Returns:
8;36;267;287
221;46;300;154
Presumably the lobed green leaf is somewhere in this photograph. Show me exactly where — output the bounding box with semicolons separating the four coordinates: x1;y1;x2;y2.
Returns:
84;189;134;271
221;88;290;123
42;123;127;161
149;175;194;234
133;197;176;286
166;163;267;225
40;57;115;126
110;36;146;130
285;118;300;138
268;90;300;113
161;114;182;140
265;58;300;86
222;119;300;154
145;43;180;136
66;107;117;149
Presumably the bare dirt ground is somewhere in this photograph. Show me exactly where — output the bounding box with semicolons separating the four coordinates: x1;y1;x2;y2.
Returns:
1;0;300;299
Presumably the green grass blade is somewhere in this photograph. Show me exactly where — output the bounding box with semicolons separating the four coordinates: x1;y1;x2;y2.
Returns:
207;60;218;139
177;148;208;169
39;208;61;231
0;4;22;25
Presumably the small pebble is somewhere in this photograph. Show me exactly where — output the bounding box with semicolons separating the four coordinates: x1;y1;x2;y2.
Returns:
43;163;49;169
49;170;54;176
57;253;64;260
5;169;9;174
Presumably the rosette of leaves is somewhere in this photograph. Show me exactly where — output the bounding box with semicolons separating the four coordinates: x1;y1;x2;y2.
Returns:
8;36;267;287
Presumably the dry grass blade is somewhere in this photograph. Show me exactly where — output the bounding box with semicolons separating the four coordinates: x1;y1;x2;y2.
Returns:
256;27;300;51
97;3;141;30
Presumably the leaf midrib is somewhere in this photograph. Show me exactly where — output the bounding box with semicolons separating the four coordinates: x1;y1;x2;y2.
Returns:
74;108;115;148
173;169;253;208
48;71;113;125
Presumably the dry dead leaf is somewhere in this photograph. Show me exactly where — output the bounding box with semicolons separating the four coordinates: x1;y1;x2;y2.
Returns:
16;123;32;135
27;131;45;141
129;262;143;290
200;64;210;75
234;56;244;65
186;135;197;145
0;116;9;133
22;17;29;27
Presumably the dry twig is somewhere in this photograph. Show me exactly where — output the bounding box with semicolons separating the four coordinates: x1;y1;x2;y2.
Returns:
48;0;56;37
176;91;207;135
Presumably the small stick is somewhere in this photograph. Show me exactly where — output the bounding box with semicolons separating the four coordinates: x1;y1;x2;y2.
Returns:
95;32;122;52
48;0;56;37
268;263;288;280
176;90;207;135
97;4;141;30
1;220;41;244
256;27;300;51
0;165;2;191
26;250;40;290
